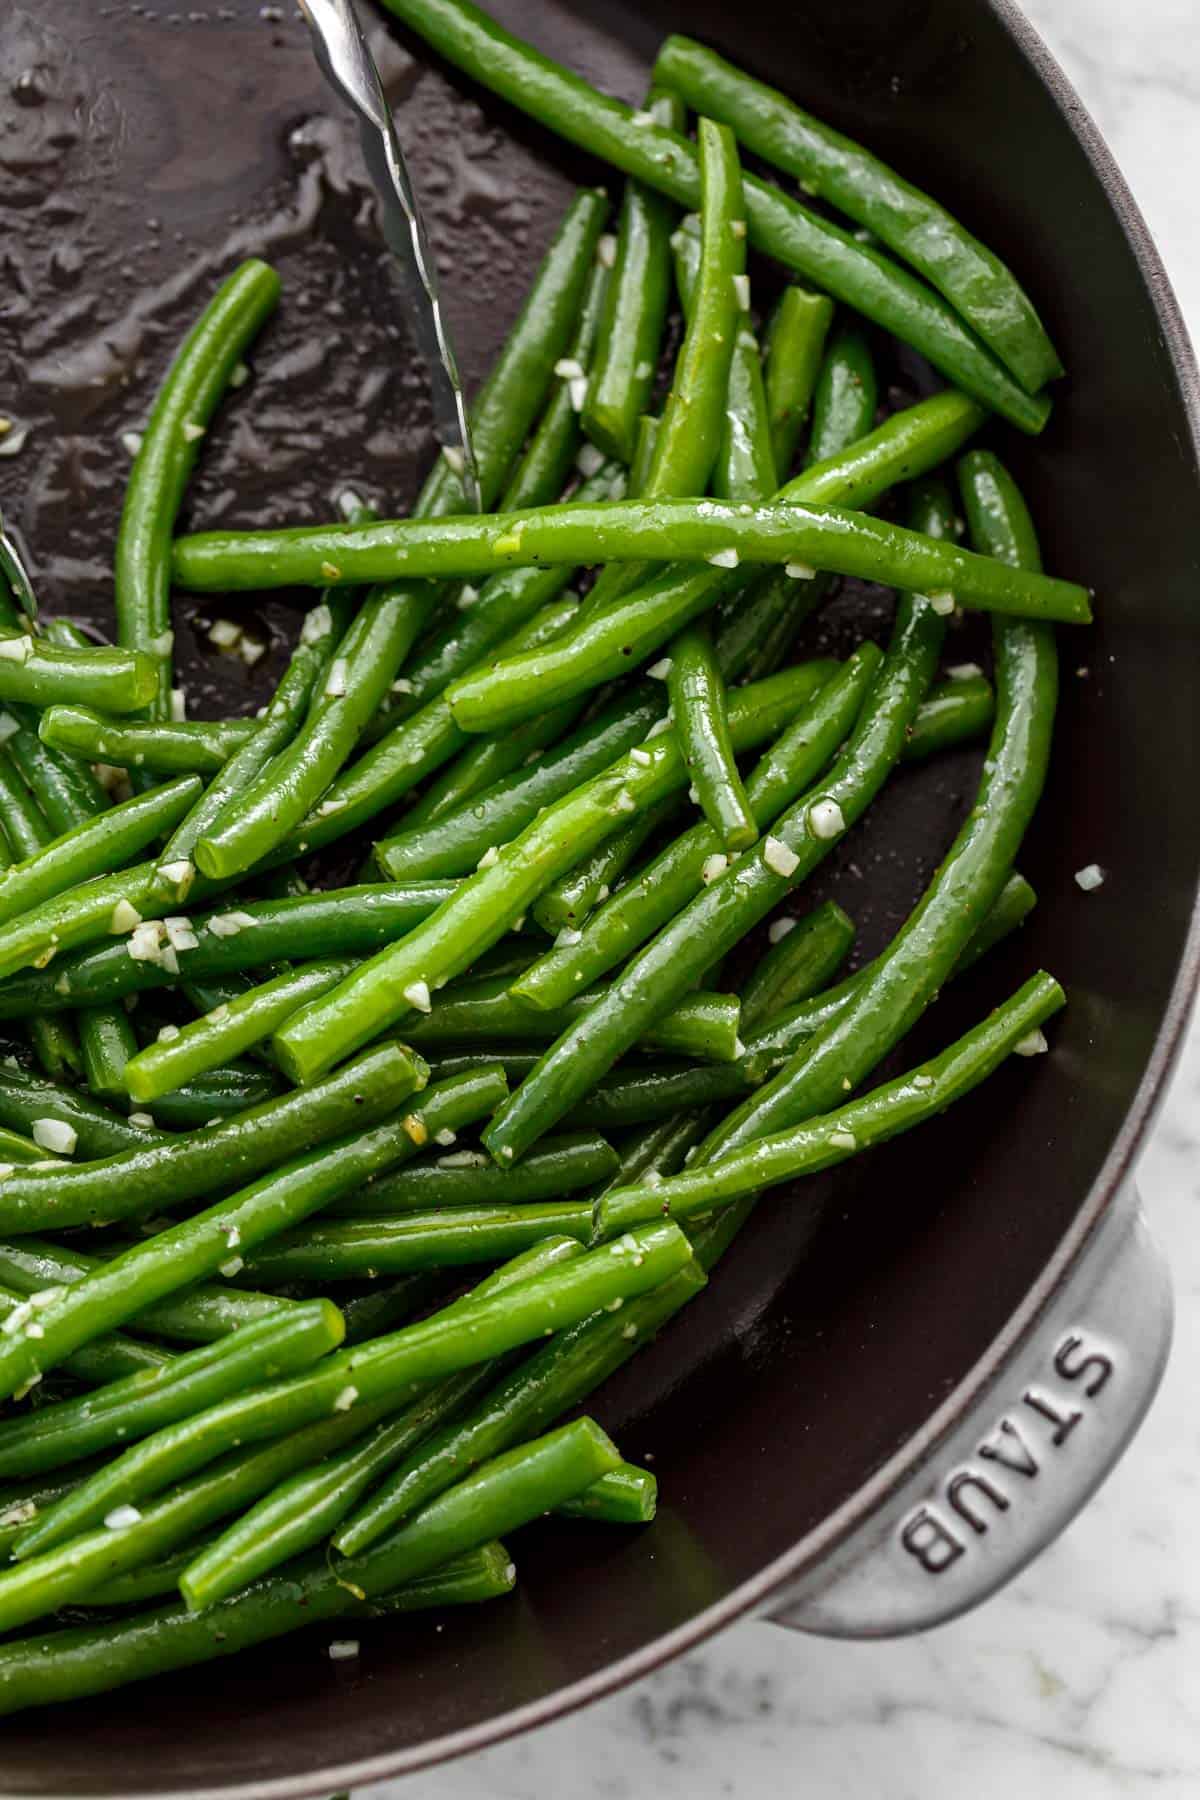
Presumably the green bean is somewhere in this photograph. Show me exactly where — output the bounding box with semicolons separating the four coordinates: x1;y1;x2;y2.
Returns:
704;451;1059;1157
668;623;757;850
0;1285;171;1387
0;776;200;930
670;212;776;503
805;323;878;466
372;0;1052;432
485;593;943;1165
0;755;85;1081
567;1059;752;1131
18;1222;687;1557
0;884;458;1016
172;486;1089;623
0;750;48;862
652;36;1062;392
405;977;740;1062
0;1236;294;1346
628;413;661;495
0;1041;426;1240
1;717;109;834
512;650;875;1012
0;1067;168;1157
335;1235;705;1556
739;900;856;1033
39;707;255;776
904;672;994;760
953;870;1037;970
113;259;280;716
0;1301;344;1478
582;90;683;463
0;1125;42;1165
177;1241;582;1607
328;1132;617;1215
0;853;199;985
124;961;356;1102
152;1066;280;1127
650;118;743;498
532;795;681;935
75;1006;138;1102
438;389;992;733
275;668;840;1084
556;1461;656;1523
764;287;834;476
596;972;1066;1236
0;1422;609;1713
245;1205;602;1283
0;634;159;713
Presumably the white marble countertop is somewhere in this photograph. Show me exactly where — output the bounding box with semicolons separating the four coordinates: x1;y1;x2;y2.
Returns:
366;2;1200;1795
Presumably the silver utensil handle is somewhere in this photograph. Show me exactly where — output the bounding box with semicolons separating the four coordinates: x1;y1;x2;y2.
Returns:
766;1178;1172;1637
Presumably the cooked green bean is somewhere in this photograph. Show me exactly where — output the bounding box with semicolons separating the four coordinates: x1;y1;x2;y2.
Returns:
498;255;612;511
512;648;876;1011
532;795;682;935
0;1421;610;1713
484;593;943;1164
0;634;159;713
244;1204;598;1283
596;972;1066;1235
582;90;683;463
567;1059;753;1130
0;1041;426;1238
335;1239;706;1556
670;211;776;503
276;668;840;1083
177;1241;581;1608
0;856;198;984
628;412;660;495
668;622;757;850
39;707;255;776
0;884;457;1016
405;977;741;1062
0;1236;295;1346
0;755;84;1082
903;671;994;760
0;776;200;929
328;1132;617;1215
372;0;1052;432
738;900;856;1033
150;1064;282;1127
703;451;1059;1158
764;286;834;476
805;322;878;466
556;1461;656;1523
0;1301;344;1478
439;389;991;733
114;259;280;718
17;1221;688;1556
652;35;1062;392
172;489;1088;624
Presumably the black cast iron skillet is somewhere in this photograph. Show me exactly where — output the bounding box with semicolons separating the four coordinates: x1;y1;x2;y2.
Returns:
0;0;1196;1791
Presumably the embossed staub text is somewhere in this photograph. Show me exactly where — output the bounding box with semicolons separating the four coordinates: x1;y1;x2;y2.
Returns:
898;1331;1115;1574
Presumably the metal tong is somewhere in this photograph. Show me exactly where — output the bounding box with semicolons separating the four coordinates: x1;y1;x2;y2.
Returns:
300;0;481;510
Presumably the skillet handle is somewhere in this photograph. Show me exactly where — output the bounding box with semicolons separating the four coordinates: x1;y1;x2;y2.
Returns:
766;1179;1172;1637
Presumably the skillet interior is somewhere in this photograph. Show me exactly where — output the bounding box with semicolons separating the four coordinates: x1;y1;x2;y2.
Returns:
0;0;1197;1790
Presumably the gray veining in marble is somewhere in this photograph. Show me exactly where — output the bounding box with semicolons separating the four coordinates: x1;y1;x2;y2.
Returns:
366;4;1200;1793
